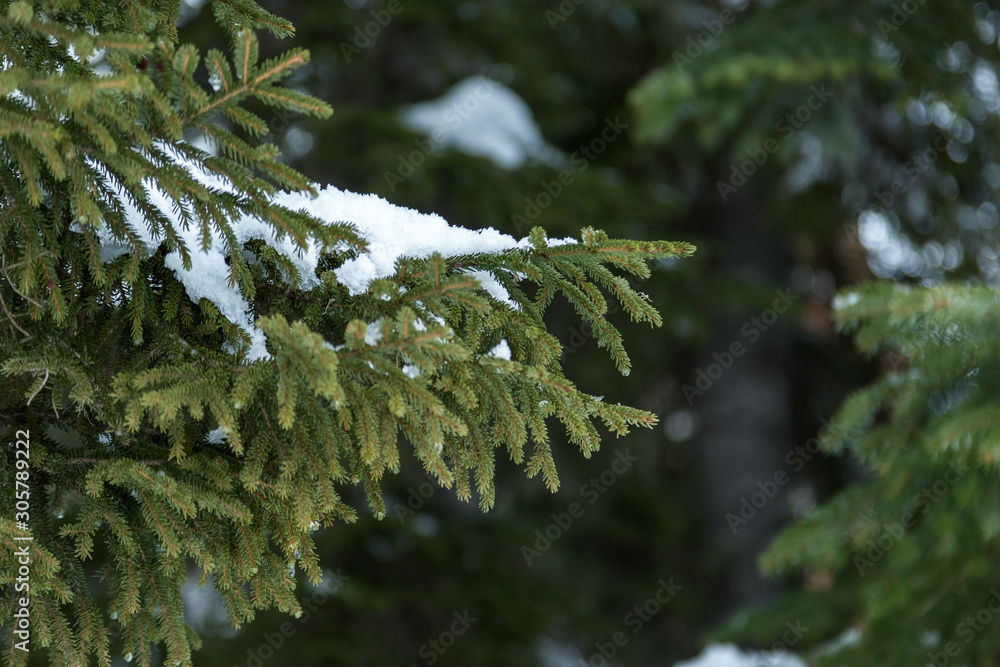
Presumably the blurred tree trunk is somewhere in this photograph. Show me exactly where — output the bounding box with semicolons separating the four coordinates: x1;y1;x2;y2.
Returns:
691;169;794;616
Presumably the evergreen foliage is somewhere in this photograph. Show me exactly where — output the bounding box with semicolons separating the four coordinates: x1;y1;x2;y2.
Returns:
628;1;980;154
626;0;1000;663
744;282;1000;665
0;2;693;665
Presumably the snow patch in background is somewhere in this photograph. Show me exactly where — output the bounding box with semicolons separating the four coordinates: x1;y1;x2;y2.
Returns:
181;575;236;637
488;339;512;359
817;627;861;657
205;427;228;444
672;644;806;667
535;639;808;667
400;75;563;169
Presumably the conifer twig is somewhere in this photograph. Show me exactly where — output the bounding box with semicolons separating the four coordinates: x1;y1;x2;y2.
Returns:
0;287;30;340
25;368;49;406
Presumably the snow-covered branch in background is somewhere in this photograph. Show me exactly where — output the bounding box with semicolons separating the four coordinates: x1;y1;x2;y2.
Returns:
671;643;805;667
401;75;563;170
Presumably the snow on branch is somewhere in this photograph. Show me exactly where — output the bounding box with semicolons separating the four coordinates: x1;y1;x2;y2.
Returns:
89;143;575;360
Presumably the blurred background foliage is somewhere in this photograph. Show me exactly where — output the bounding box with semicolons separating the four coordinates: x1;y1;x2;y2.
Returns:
158;0;1000;665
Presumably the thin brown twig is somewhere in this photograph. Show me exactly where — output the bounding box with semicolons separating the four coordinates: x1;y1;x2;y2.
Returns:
0;285;30;340
0;256;43;308
26;368;49;405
